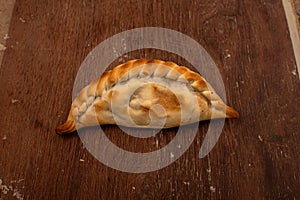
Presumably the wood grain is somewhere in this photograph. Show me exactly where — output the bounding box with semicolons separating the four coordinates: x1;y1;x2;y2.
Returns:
0;0;299;199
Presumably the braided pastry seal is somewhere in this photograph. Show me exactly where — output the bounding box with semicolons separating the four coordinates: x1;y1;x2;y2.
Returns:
56;58;239;135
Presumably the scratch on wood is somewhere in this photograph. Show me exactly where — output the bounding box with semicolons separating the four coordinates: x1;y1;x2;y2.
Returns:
207;154;215;193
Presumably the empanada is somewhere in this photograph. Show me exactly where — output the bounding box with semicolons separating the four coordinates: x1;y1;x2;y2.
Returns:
56;59;239;135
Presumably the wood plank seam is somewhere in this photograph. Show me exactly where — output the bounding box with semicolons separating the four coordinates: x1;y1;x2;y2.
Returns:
282;0;300;79
0;0;16;68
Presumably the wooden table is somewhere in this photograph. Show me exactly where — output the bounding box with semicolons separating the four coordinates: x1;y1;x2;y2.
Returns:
0;0;299;199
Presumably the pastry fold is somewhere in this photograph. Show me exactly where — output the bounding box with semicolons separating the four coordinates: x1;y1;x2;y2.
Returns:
56;59;239;135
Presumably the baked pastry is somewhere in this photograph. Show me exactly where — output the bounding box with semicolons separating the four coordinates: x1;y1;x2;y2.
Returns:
56;58;239;135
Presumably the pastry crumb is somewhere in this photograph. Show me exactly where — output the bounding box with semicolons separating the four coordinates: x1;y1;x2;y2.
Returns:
1;184;9;195
0;43;6;51
291;69;297;76
13;189;24;200
3;34;9;40
0;179;24;199
170;152;174;159
10;179;24;184
79;159;85;162
183;181;190;186
19;17;26;23
225;54;231;59
210;186;216;192
132;186;135;190
11;99;20;104
258;135;263;142
2;136;7;141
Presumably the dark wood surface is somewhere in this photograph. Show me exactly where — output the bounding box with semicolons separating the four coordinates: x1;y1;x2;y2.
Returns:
0;0;299;199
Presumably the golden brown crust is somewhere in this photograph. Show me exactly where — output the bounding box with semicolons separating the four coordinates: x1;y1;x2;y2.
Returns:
226;105;240;118
56;58;239;135
56;108;76;135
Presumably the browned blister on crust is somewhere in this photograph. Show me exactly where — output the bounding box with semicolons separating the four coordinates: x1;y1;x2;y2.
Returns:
56;58;239;135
